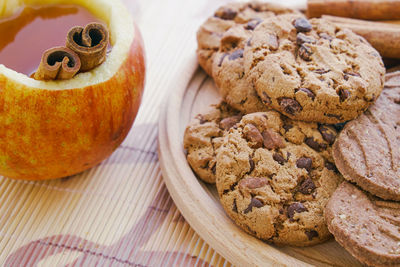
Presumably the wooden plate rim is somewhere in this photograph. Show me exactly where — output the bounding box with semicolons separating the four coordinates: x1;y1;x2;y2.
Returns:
158;69;314;266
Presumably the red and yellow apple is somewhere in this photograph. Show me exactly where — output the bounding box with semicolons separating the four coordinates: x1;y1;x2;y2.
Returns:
0;0;145;180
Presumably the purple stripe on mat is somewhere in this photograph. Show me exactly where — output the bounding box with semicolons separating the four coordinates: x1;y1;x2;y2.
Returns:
4;185;212;267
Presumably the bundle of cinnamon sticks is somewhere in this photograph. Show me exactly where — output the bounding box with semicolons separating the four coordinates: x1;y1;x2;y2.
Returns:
307;0;400;61
34;22;109;80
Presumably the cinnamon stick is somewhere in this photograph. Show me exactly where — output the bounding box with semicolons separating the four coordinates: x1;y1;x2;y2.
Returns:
66;23;109;72
33;46;81;80
323;15;400;59
307;0;400;20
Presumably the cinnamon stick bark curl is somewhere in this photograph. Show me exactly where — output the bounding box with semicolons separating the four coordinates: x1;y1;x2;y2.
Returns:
66;22;109;72
34;46;81;80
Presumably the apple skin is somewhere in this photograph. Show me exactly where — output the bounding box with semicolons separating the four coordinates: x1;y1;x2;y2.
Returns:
0;24;145;180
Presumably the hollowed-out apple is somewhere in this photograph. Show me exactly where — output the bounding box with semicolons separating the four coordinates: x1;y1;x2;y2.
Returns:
0;0;145;180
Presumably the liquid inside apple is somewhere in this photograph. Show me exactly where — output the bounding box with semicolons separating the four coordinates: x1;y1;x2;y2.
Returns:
0;5;103;76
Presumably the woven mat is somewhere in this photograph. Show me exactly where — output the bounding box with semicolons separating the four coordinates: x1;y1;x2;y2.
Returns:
0;0;305;266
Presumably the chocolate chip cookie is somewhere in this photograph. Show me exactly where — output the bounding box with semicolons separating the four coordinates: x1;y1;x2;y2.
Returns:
183;102;241;184
216;111;342;246
333;76;400;200
207;7;299;113
197;1;297;77
244;16;385;123
325;181;400;267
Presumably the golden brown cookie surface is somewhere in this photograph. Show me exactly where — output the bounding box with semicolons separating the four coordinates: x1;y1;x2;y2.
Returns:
183;102;241;184
216;112;342;246
244;16;385;123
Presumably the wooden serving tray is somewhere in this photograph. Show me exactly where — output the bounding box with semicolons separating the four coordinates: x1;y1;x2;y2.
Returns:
158;68;361;266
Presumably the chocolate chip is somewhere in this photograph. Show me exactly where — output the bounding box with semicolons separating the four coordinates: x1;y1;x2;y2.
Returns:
248;156;255;173
218;53;228;67
219;115;241;131
279;98;302;115
332;122;347;131
239;177;268;190
339;89;350;102
293;18;312;32
228;49;244;60
244;124;264;148
283;124;293;132
215;8;237;20
197;115;207;124
223;182;238;195
296;33;315;45
343;71;360;81
201;160;210;169
262;129;285;150
261;92;272;104
232;199;238;213
314;69;330;75
305;230;319;240
273;153;286;165
287;202;307;221
298;44;312;61
267;34;279;51
211;164;216;175
296;157;312;172
245;18;262;30
298;178;316;194
296;88;315;100
305;137;327;151
244;198;264;214
318;125;336;144
319;33;333;41
230;182;237;191
325;161;337;171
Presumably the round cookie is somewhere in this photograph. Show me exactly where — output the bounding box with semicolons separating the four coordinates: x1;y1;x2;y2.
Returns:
216;111;343;246
325;181;400;267
183;102;242;184
333;79;400;200
244;16;385;123
196;1;297;77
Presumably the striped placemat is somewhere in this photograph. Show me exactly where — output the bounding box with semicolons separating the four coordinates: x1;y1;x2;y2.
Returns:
0;0;305;266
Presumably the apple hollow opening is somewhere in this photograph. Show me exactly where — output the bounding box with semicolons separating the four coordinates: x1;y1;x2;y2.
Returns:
0;0;135;90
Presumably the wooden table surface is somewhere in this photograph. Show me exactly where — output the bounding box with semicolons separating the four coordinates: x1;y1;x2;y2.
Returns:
0;0;305;266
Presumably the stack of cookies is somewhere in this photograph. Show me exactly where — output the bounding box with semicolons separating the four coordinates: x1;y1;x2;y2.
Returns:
184;2;399;266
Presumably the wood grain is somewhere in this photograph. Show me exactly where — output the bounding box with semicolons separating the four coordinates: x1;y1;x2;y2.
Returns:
158;68;362;266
